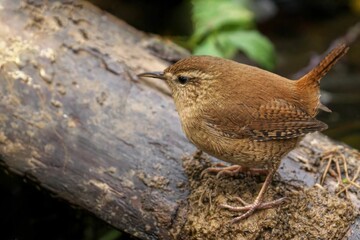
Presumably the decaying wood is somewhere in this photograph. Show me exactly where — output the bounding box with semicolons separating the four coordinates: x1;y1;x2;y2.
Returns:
0;1;358;239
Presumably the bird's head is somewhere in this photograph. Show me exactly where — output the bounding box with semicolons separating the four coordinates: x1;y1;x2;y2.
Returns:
138;56;232;107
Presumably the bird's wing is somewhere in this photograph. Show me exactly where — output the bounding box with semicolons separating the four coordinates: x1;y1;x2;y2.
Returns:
202;99;327;141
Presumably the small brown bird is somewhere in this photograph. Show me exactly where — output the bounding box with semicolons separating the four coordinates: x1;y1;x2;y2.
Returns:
138;43;349;222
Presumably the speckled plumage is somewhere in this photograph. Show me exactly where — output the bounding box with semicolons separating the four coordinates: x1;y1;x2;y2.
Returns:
139;43;349;221
163;45;347;170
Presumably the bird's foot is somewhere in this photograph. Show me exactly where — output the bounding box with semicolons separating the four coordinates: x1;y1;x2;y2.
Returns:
220;196;286;223
201;163;268;178
201;164;245;178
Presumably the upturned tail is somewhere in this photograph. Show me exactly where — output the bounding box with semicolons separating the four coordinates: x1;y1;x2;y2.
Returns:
296;43;349;116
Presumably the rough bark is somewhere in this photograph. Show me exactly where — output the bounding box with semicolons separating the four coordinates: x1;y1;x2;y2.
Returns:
0;1;358;239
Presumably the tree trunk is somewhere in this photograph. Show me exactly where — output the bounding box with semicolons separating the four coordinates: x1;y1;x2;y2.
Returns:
0;1;358;239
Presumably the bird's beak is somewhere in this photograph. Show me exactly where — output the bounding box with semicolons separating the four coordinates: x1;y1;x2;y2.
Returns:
138;71;165;80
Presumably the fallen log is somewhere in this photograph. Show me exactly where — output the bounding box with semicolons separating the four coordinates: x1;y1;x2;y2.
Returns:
0;1;358;239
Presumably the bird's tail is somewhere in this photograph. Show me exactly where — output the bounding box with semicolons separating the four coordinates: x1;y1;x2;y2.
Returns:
296;43;349;116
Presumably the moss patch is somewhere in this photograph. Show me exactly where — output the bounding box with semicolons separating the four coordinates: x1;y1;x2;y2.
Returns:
179;152;357;240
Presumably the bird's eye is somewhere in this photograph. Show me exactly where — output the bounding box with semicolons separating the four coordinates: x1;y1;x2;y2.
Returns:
177;76;189;85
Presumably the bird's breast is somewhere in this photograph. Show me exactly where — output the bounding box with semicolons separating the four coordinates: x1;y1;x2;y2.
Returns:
178;108;298;169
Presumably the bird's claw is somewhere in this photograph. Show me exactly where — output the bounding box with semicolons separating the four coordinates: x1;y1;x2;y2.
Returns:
220;197;287;223
201;164;269;178
200;164;245;178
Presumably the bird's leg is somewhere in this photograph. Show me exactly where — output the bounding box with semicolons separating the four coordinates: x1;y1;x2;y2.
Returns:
201;163;268;178
220;169;286;223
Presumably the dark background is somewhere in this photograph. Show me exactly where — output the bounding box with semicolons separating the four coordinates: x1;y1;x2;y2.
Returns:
1;0;359;239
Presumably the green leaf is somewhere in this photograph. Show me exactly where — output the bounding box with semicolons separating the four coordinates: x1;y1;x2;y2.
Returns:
187;0;276;69
193;35;226;57
191;0;253;43
218;30;276;69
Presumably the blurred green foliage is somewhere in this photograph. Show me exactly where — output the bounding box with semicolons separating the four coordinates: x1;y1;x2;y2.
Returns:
189;0;276;69
99;229;122;240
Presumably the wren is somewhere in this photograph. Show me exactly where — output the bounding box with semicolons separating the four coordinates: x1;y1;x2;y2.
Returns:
138;43;349;222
